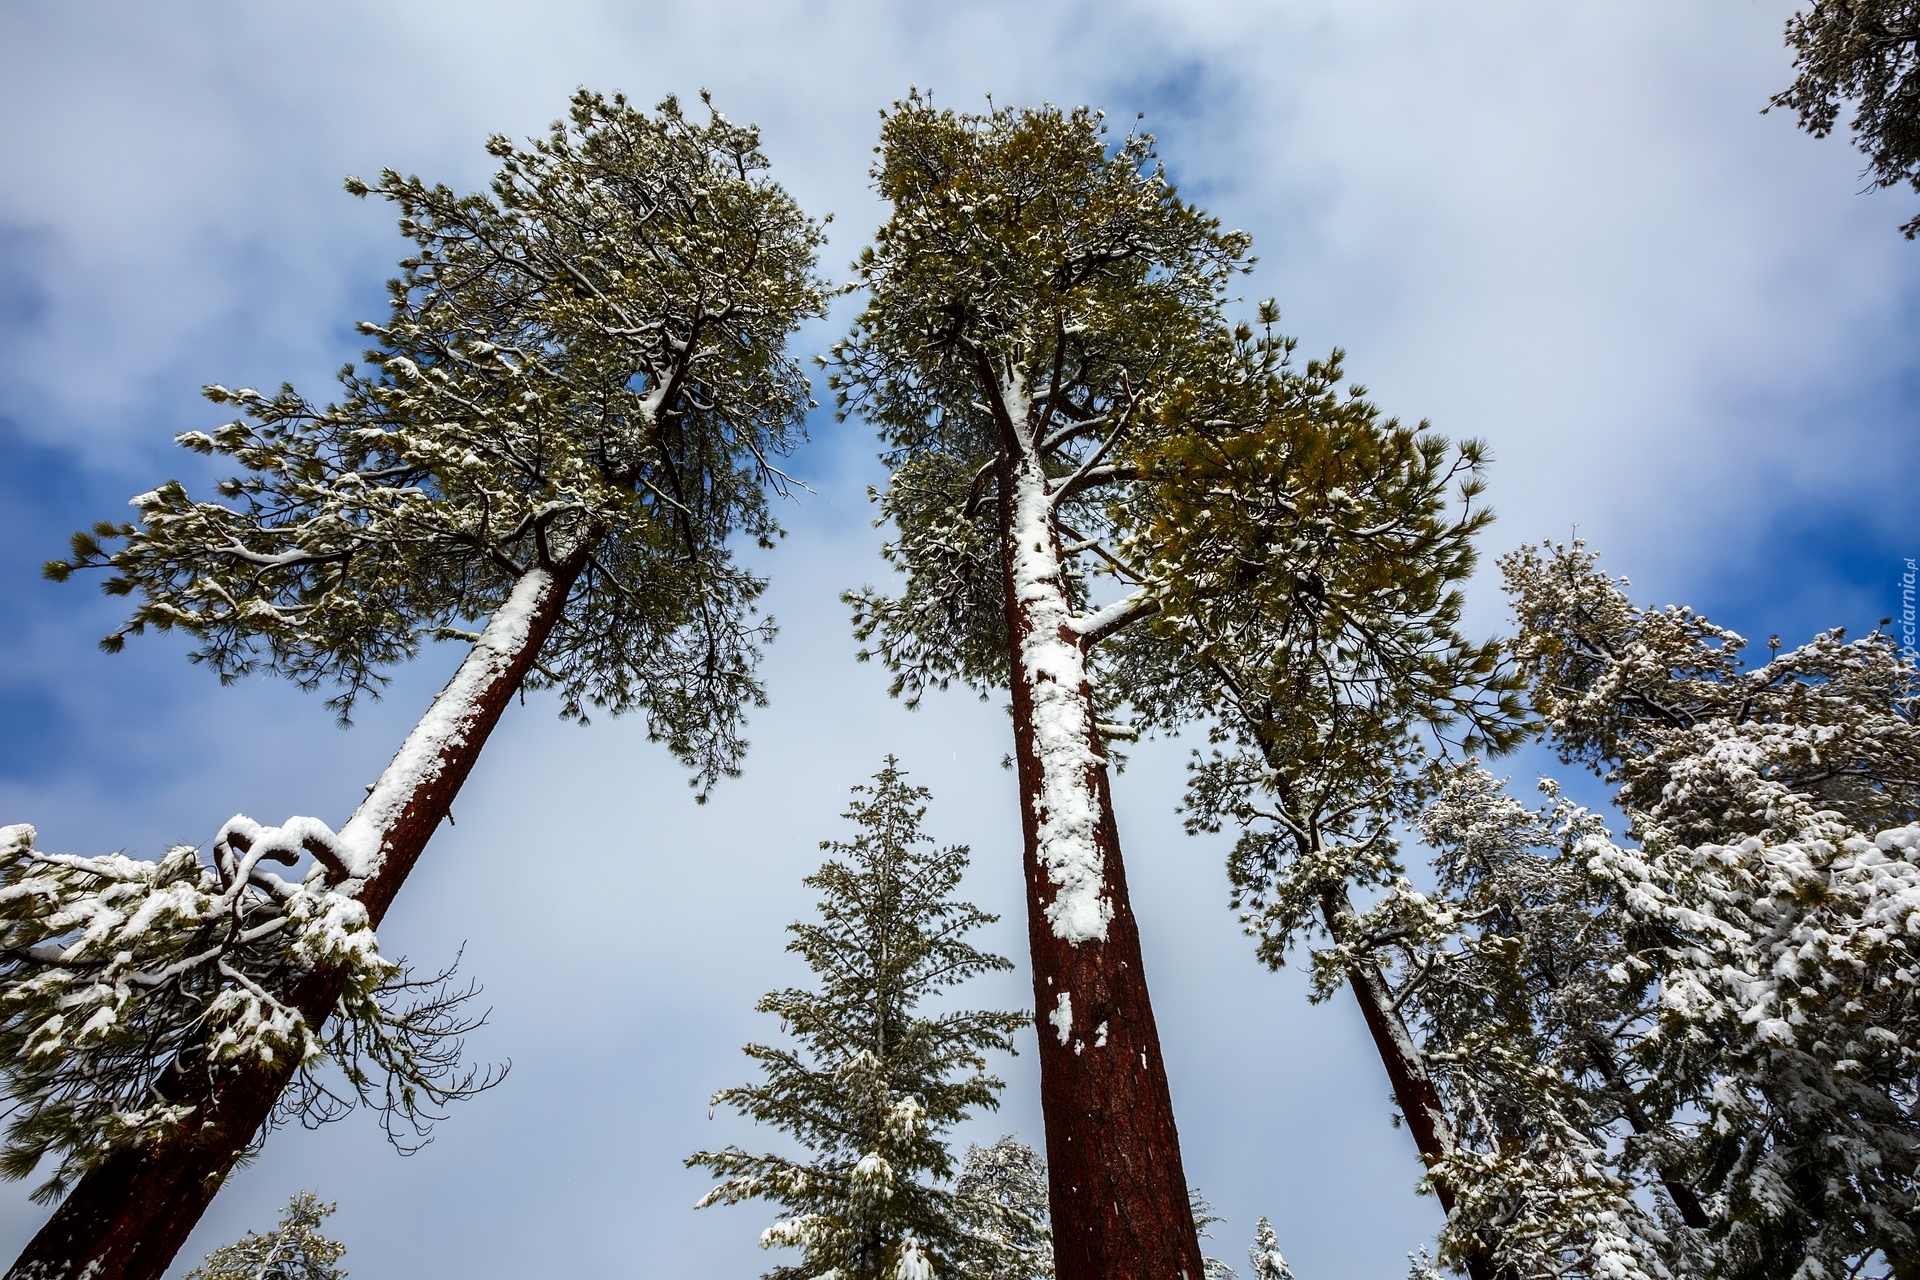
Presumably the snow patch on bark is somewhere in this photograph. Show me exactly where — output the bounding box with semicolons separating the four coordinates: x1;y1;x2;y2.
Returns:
1005;373;1111;944
338;567;556;882
1049;991;1073;1045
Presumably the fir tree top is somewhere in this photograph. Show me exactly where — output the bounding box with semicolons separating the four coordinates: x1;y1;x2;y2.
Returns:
691;759;1027;1280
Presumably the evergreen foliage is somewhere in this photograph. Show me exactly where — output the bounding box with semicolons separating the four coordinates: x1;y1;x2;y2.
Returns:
1155;322;1525;973
951;1137;1053;1280
49;88;825;787
690;760;1026;1280
1365;542;1920;1278
830;94;1247;709
184;1191;348;1280
1770;0;1920;237
3;89;823;1280
1246;1217;1295;1280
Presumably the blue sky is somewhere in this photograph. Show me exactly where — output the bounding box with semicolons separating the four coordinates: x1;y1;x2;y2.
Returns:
2;2;1917;1277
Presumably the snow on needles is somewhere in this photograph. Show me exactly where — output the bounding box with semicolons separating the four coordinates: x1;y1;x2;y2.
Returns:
1005;373;1112;945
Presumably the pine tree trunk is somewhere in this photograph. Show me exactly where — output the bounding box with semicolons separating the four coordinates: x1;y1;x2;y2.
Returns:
7;555;587;1280
991;371;1207;1280
1318;887;1499;1280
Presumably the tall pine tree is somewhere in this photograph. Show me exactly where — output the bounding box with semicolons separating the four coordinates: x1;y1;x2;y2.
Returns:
10;89;823;1280
829;95;1254;1280
690;759;1026;1280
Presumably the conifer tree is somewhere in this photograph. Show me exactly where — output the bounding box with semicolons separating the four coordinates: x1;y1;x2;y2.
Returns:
1245;1218;1294;1280
951;1137;1053;1280
9;89;823;1280
829;94;1261;1280
1357;541;1920;1278
184;1192;347;1280
690;760;1026;1280
1145;318;1524;1276
1494;540;1920;1279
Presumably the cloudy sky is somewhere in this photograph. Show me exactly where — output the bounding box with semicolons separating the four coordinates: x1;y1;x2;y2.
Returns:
1;2;1916;1276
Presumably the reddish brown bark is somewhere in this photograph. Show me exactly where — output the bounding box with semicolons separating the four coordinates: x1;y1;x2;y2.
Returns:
7;551;586;1280
996;451;1207;1280
1319;888;1499;1280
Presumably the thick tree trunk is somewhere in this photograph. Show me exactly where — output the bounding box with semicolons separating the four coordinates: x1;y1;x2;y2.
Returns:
992;372;1206;1280
8;555;586;1280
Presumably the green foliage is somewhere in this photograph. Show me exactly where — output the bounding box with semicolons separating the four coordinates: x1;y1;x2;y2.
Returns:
1770;0;1920;236
1151;322;1525;974
50;89;825;788
185;1190;348;1280
689;760;1027;1280
832;95;1251;703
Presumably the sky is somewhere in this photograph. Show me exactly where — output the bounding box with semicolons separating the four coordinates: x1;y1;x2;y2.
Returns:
0;1;1916;1276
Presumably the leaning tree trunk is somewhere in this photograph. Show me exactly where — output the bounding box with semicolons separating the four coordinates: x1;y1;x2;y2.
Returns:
8;553;587;1280
992;374;1207;1280
1317;886;1499;1280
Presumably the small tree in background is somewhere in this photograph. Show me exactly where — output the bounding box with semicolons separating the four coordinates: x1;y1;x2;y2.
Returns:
10;89;823;1280
185;1191;347;1280
1246;1218;1294;1280
691;760;1026;1280
952;1137;1053;1280
1770;0;1920;237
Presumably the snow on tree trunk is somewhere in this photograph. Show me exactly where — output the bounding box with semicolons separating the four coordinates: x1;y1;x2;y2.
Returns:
6;556;584;1280
995;374;1205;1280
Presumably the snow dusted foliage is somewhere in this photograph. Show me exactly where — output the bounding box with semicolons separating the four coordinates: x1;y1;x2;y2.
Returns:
1355;767;1680;1280
689;761;1027;1280
48;89;825;789
1153;323;1523;970
1770;0;1920;239
828;95;1250;942
951;1137;1053;1280
1246;1217;1294;1280
184;1191;348;1280
1188;1189;1238;1280
1503;540;1920;849
1592;817;1920;1278
0;824;496;1202
1421;540;1920;1279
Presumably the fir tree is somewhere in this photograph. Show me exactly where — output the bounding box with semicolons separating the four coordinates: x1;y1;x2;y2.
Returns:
1361;765;1683;1280
184;1192;347;1280
1500;540;1920;1279
11;89;823;1280
1769;0;1920;237
690;760;1027;1280
1365;541;1920;1279
1246;1218;1294;1280
951;1137;1053;1280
